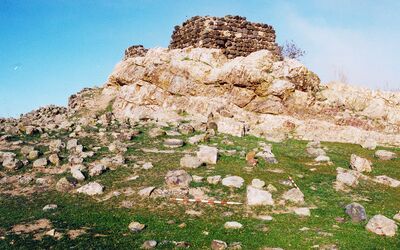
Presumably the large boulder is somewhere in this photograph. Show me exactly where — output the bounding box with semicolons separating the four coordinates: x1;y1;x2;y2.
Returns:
345;203;367;222
197;146;218;164
350;154;372;173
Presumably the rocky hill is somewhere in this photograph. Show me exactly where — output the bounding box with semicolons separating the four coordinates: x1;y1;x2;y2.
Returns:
0;16;399;249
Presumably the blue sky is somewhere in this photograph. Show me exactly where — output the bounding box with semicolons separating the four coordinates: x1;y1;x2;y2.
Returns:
1;0;400;117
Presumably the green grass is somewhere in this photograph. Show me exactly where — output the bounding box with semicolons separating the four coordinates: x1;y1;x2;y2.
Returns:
1;125;400;249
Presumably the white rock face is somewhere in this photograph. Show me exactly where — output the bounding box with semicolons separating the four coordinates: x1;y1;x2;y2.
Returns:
224;221;243;229
282;188;304;204
246;186;274;206
375;150;396;161
366;215;398;237
221;176;244;188
350;154;372;173
197;146;218;164
77;182;104;196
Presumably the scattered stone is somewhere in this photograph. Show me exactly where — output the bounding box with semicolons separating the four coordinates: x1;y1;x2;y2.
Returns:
55;177;75;192
315;155;330;162
138;186;155;197
142;162;154;170
393;212;400;222
192;175;204;182
222;176;244;188
188;134;206;144
256;215;273;221
43;204;58;211
373;175;400;188
366;215;397;237
89;164;107;176
247;186;274;206
361;138;377;150
246;151;258;166
21;146;35;155
180;155;203;168
294;207;310;217
178;124;194;135
163;138;184;148
229;242;242;250
33;158;47;168
266;184;277;192
306;141;326;157
251;179;265;188
165;170;192;188
375;150;396;161
128;221;146;233
142;240;157;249
345;202;367;222
224;221;243;229
197;145;218;164
71;167;85;181
48;153;60;166
27;150;39;160
256;145;278;164
67;139;78;150
350;154;372;173
77;182;104;196
211;240;228;250
336;167;360;187
207;175;221;185
282;188;304;204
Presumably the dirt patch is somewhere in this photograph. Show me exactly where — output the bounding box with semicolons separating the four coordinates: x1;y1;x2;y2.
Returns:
11;219;52;234
67;228;88;240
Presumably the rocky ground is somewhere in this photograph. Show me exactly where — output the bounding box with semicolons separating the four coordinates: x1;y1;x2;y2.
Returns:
0;108;399;249
1;47;400;249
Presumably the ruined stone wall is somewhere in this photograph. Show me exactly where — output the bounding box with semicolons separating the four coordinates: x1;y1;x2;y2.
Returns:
124;45;148;59
169;15;281;59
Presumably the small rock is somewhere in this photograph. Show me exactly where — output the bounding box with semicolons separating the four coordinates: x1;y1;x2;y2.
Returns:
43;204;58;211
373;175;400;187
138;186;155;197
192;175;204;182
197;145;218;164
315;155;330;162
282;188;304;204
336;167;359;187
211;240;227;250
180;155;203;168
89;164;107;176
266;184;277;192
247;186;274;206
207;175;221;185
71;168;85;181
366;214;397;237
148;128;165;138
350;154;372;172
128;221;146;233
251;179;265;188
77;182;104;196
178;124;194;135
188;134;206;144
393;212;400;222
142;240;157;249
142;162;154;170
33;158;47;168
48;154;60;166
67;139;78;150
222;176;244;188
256;215;273;221
375;150;396;161
224;221;243;229
27;150;39;160
56;177;75;192
165;170;192;188
163;138;184;148
294;207;310;217
361;138;377;150
345;202;367;222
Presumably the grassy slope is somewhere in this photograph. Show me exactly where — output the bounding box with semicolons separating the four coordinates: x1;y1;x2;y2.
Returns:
0;125;399;249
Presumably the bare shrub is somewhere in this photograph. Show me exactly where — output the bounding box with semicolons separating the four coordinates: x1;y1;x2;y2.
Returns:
278;40;305;60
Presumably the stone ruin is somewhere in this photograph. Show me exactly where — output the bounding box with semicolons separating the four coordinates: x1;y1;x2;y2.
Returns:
169;15;281;59
124;45;148;59
124;15;281;60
